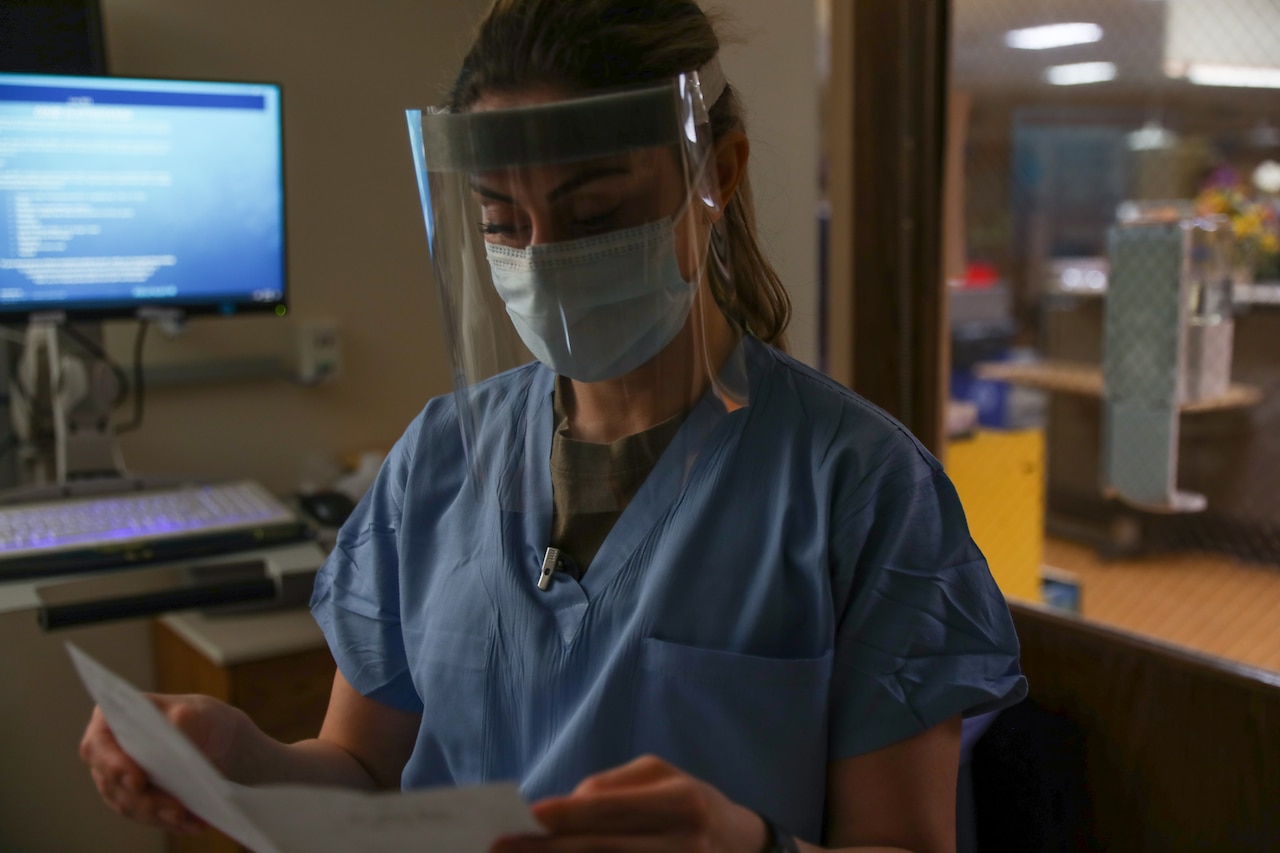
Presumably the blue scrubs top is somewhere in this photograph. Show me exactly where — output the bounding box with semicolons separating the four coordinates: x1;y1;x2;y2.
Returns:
310;337;1026;842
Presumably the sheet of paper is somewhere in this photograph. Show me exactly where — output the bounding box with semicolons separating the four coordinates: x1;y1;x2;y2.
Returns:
67;643;281;853
68;644;541;853
229;782;539;853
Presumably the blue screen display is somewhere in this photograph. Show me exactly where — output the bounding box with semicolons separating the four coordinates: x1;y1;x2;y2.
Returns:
0;73;285;318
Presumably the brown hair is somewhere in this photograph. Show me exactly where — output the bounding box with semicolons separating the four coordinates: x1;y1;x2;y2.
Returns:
448;0;791;348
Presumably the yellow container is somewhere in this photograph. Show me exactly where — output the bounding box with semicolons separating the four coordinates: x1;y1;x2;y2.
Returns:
946;428;1046;603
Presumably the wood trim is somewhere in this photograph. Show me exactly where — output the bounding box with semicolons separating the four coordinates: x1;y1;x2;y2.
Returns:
838;0;950;453
823;0;856;390
1011;600;1280;691
939;88;971;465
1008;601;1280;849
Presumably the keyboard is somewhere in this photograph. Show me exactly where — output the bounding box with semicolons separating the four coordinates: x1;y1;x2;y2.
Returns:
0;481;304;576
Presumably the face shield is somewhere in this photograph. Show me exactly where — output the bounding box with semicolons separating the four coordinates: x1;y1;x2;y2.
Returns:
406;71;749;509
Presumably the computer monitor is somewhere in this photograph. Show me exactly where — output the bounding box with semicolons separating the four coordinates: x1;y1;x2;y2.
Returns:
0;72;286;320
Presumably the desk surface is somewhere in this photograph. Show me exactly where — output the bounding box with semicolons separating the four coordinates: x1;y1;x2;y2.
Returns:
159;606;326;668
1042;537;1280;675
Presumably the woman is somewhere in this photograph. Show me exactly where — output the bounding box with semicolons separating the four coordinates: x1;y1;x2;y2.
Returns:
81;2;1025;851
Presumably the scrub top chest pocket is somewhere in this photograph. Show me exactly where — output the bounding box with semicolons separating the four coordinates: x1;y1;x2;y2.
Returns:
633;636;834;837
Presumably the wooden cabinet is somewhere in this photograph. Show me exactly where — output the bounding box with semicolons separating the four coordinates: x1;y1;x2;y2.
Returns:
153;611;335;853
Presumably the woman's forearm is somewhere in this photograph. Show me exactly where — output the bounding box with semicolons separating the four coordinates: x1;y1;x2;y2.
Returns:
233;731;382;790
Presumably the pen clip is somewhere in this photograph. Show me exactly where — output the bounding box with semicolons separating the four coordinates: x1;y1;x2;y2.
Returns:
538;547;561;591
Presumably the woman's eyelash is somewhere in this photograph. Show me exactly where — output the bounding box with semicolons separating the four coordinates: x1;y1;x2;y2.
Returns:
576;205;622;226
477;205;622;237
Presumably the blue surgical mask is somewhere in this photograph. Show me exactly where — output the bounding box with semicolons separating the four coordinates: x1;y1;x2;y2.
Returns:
485;218;697;382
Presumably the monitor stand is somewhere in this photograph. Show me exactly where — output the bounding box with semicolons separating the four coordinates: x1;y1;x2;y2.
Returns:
0;317;192;505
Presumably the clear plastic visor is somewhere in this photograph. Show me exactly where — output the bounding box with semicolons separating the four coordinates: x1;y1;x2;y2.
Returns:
407;75;748;510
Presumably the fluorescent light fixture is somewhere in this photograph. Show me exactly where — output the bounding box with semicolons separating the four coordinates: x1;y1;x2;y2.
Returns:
1006;23;1103;51
1180;63;1280;89
1046;62;1117;86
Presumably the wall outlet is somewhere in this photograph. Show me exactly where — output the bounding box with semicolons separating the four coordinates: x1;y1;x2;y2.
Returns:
297;319;341;384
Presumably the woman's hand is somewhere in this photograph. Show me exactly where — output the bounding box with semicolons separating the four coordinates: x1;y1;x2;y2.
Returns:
79;693;254;835
492;754;768;853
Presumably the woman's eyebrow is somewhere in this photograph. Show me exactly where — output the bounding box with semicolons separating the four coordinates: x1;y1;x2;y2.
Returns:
469;180;513;203
545;166;630;202
468;165;631;204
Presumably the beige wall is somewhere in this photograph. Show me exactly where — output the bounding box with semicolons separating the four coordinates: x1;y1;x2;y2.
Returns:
0;614;161;853
718;0;821;367
103;0;491;494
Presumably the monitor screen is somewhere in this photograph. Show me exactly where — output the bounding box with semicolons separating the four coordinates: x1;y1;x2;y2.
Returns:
0;72;286;320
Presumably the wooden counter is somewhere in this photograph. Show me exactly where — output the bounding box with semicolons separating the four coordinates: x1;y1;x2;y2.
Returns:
974;359;1263;412
154;610;334;853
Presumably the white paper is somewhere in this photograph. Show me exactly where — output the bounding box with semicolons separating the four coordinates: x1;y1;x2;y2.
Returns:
68;643;540;853
229;783;541;853
68;643;281;853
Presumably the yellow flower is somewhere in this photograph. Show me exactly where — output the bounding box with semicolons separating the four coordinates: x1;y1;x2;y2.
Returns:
1198;191;1230;216
1234;211;1264;239
1261;232;1280;255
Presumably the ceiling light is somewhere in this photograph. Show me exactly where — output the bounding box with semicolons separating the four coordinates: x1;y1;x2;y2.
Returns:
1046;62;1117;86
1178;63;1280;89
1127;120;1179;151
1006;23;1104;51
1255;161;1280;194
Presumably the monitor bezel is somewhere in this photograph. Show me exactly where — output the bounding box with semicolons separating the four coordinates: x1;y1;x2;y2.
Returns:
0;70;289;323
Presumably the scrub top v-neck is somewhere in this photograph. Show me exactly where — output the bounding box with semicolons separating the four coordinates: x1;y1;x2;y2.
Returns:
515;357;734;646
310;335;1027;843
548;377;689;577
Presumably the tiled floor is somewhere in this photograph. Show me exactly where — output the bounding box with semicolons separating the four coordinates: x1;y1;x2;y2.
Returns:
1041;537;1280;675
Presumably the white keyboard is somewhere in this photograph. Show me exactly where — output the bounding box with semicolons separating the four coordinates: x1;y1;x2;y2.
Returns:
0;480;298;559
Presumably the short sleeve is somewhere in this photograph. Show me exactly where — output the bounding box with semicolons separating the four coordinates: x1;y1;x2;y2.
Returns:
827;459;1027;759
309;417;425;715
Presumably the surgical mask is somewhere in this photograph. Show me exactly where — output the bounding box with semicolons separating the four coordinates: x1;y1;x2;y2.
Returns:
485;217;697;382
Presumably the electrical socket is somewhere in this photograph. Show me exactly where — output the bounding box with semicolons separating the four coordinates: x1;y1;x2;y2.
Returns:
296;319;341;384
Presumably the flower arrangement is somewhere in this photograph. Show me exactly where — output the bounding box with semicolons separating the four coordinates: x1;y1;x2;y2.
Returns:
1195;164;1280;282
